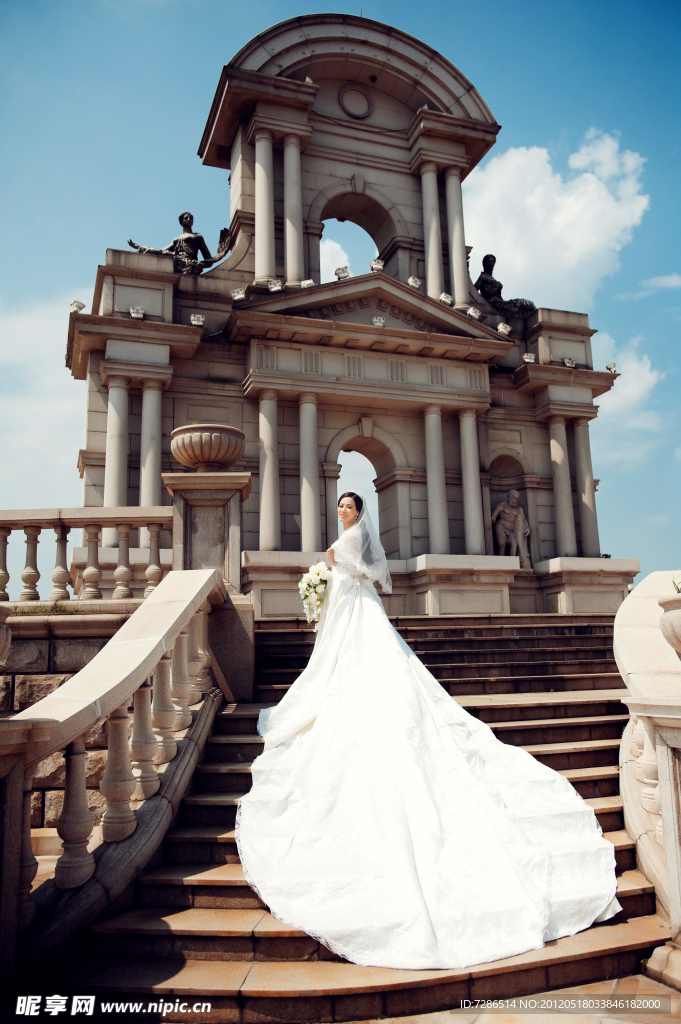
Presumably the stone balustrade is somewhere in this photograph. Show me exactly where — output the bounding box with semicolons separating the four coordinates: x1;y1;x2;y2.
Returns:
0;507;173;603
0;568;226;977
613;572;681;991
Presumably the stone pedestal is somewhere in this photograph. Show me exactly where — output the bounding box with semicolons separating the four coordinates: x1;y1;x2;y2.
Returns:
163;472;251;592
533;557;640;614
164;471;254;701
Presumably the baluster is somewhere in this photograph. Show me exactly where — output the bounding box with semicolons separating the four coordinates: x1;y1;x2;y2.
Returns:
171;632;193;731
19;526;41;601
639;718;664;843
144;523;163;598
81;524;103;600
631;715;645;761
17;772;38;928
54;735;96;888
131;679;160;800
0;527;10;601
113;523;133;599
100;704;137;842
196;605;213;693
152;654;177;764
49;524;71;602
187;615;202;705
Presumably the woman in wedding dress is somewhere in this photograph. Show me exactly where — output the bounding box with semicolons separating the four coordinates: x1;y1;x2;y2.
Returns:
236;492;620;971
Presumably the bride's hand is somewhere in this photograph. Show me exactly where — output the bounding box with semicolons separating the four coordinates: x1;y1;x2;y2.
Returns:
325;548;335;566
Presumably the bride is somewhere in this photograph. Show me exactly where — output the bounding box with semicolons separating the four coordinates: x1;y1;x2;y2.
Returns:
236;492;620;971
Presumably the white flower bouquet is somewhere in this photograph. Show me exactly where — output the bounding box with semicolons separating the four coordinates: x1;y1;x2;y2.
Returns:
299;561;333;630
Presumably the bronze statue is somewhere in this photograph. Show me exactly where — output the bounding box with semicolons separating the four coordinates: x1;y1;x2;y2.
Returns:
475;255;536;320
128;212;230;276
491;489;531;568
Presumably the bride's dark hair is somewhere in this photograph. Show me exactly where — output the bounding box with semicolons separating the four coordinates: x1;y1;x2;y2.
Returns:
338;491;363;513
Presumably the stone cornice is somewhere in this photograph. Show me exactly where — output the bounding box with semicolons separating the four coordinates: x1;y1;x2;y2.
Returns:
512;363;617;399
67;313;204;380
99;359;174;389
91;263;179;323
243;369;491;411
199;66;318;168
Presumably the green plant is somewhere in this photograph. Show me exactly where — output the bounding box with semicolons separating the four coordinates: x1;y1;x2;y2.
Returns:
600;553;612;558
673;579;681;594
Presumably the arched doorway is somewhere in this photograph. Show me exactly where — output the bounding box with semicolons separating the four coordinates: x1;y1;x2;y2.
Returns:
337;450;380;530
326;422;411;558
320;220;377;283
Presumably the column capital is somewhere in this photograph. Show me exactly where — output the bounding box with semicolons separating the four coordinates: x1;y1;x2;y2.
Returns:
548;413;566;426
99;359;172;390
305;219;325;239
106;374;131;390
298;392;318;406
419;160;438;177
459;407;478;420
142;377;165;393
423;404;442;417
259;388;279;402
253;127;274;145
283;133;302;149
573;415;591;428
444;165;462;180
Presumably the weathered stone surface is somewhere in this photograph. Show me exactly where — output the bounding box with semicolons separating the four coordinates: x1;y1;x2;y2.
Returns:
4;639;48;673
52;637;107;673
15;674;71;711
45;788;107;827
31;790;43;828
33;751;66;789
0;674;12;712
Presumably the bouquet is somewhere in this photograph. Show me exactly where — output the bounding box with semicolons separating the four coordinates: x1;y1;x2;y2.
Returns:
299;561;333;630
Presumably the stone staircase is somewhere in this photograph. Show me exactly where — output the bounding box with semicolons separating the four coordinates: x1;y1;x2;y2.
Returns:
66;614;670;1021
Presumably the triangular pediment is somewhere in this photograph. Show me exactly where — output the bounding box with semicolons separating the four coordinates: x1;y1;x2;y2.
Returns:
242;273;504;342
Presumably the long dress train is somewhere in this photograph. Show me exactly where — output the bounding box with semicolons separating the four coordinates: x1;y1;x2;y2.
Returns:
236;535;620;971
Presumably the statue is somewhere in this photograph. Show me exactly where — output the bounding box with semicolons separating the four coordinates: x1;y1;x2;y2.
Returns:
491;489;531;568
128;212;231;276
475;255;537;320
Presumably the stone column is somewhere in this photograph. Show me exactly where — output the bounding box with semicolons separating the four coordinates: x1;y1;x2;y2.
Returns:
283;135;305;287
549;415;578;557
423;405;450;554
419;162;444;299
459;410;485;556
445;168;469;308
298;393;321;551
306;220;324;284
323;463;342;547
102;375;130;547
259;389;281;551
139;379;164;548
254;128;276;283
573;417;600;557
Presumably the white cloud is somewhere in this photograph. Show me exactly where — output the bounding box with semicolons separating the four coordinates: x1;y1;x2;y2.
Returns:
642;514;672;526
641;274;681;290
0;293;88;597
463;129;649;310
320;239;350;283
590;332;665;467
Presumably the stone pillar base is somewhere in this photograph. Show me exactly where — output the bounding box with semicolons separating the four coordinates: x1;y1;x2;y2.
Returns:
646;942;681;992
533;557;640;614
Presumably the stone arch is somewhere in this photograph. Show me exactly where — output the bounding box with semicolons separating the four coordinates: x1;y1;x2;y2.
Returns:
484;447;532;476
325;422;410;558
309;181;410;258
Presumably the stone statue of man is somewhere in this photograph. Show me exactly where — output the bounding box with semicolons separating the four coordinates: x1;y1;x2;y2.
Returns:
491;489;531;568
128;212;230;276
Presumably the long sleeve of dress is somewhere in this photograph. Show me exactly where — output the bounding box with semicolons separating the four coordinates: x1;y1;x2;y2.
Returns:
334;533;365;578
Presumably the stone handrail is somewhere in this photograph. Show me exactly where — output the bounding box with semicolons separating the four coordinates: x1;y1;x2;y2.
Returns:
5;568;226;946
0;506;173;602
613;570;681;989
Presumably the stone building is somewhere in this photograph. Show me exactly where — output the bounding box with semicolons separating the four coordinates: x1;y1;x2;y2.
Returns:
67;13;637;617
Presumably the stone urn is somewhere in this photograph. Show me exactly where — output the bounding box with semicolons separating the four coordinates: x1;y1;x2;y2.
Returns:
171;423;245;472
658;594;681;653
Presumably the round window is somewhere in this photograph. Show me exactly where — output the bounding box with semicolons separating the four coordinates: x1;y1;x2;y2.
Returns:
338;84;373;120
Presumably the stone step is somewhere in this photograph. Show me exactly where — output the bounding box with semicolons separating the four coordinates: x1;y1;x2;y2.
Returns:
207;735;264;762
136;860;650;920
74;914;669;1022
490;713;629;746
195;762;254;793
557;764;621;799
256;673;625;703
256;658;618;685
256;633;616;654
180;792;243;828
214;704;274;735
164;823;634;870
585;794;624;832
255;643;617;667
458;689;627;723
525;738;622;772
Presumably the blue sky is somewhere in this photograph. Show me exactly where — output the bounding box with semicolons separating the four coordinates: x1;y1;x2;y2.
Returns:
1;0;680;591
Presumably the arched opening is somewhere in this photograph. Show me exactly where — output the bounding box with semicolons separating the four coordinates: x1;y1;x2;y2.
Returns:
488;453;529;557
337;450;379;529
321;192;397;259
320;220;377;283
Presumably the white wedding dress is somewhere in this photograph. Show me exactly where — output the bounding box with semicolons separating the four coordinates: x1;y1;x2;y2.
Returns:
236;502;620;971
